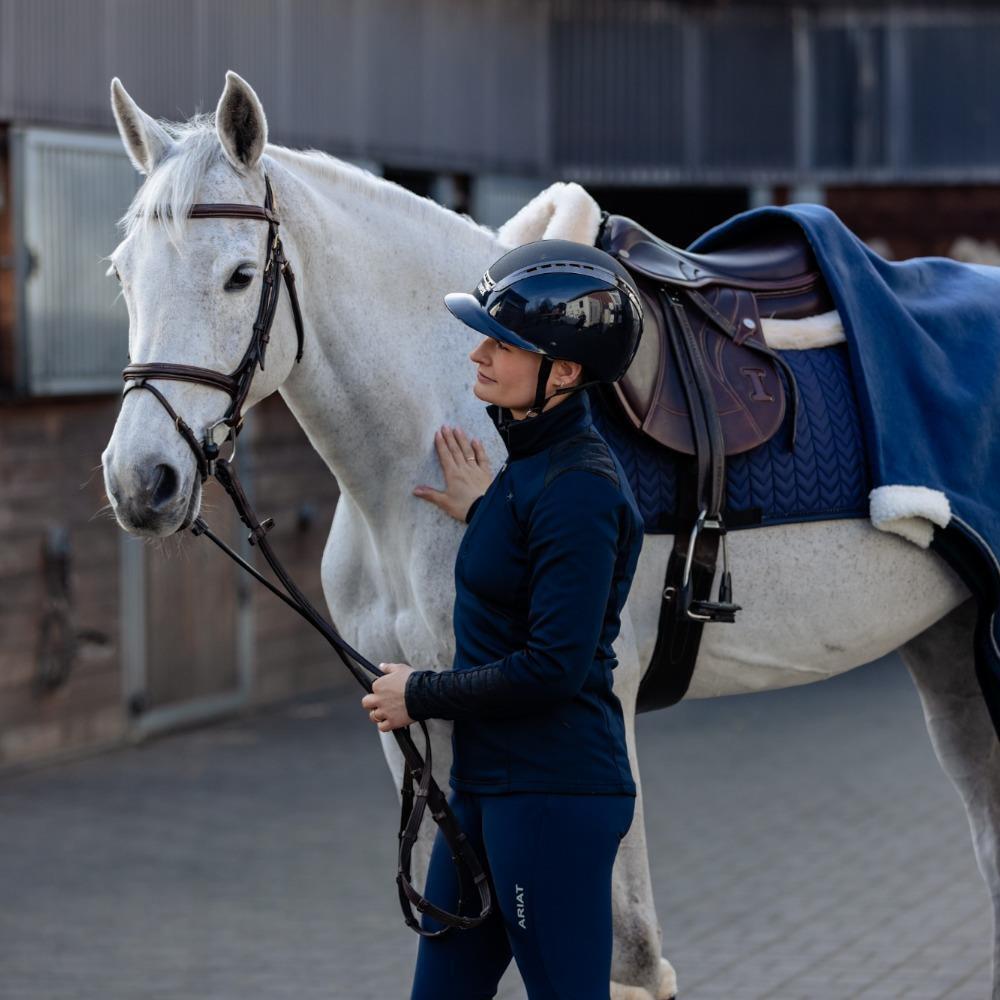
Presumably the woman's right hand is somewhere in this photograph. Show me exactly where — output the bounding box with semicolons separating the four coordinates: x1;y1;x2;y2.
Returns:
413;424;494;522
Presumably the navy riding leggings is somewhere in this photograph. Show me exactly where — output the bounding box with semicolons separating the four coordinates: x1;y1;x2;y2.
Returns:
409;788;635;1000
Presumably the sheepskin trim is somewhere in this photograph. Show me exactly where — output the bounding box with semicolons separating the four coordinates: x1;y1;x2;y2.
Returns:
760;309;845;350
496;181;602;247
869;485;952;549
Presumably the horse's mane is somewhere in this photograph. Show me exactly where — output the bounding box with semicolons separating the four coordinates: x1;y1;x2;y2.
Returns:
118;113;497;250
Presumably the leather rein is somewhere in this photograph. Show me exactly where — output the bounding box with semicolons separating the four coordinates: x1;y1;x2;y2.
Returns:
120;171;492;937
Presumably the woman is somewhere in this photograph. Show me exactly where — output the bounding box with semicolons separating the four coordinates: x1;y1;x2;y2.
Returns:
361;239;646;999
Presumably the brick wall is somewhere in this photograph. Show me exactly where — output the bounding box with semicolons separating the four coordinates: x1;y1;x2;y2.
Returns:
824;185;1000;260
0;395;126;765
0;391;350;771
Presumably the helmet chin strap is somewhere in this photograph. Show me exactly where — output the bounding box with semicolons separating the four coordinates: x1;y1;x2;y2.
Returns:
523;356;602;418
525;356;555;417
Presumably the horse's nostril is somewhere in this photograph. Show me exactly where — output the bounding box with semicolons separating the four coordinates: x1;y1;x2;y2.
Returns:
148;463;179;510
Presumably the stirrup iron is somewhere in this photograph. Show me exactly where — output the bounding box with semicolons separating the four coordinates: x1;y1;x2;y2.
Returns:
676;508;742;623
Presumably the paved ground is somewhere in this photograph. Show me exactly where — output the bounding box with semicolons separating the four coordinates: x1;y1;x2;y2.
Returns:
0;654;993;1000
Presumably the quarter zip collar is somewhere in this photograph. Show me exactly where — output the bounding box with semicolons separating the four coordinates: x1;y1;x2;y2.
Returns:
486;387;593;460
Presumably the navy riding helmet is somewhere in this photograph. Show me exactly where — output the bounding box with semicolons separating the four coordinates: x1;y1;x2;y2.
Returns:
444;239;644;417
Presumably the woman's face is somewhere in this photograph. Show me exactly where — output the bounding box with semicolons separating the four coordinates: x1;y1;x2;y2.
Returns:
468;336;580;419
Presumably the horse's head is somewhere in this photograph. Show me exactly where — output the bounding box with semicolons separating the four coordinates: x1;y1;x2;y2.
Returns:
102;71;302;536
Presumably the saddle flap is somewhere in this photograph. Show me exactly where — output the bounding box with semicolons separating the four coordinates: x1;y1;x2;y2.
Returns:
612;282;788;457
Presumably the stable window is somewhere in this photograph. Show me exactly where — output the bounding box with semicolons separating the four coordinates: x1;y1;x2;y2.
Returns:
10;126;139;395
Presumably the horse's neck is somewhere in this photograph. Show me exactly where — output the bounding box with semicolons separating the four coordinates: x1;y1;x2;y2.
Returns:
269;152;502;530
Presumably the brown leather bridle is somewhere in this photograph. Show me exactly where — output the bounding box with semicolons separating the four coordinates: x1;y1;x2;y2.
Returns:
121;173;305;483
119;171;492;937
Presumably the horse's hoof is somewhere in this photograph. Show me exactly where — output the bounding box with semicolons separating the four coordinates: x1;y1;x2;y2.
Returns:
609;982;656;1000
656;956;678;1000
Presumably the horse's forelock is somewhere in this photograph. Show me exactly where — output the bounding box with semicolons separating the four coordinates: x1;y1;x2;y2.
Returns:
118;115;229;246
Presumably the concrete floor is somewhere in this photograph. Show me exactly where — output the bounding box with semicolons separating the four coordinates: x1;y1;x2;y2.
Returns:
0;653;993;999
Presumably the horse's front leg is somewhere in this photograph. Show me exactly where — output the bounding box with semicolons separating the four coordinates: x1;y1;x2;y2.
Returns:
611;614;678;1000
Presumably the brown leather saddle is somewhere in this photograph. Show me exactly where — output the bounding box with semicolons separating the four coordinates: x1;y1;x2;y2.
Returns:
600;212;833;457
595;211;835;712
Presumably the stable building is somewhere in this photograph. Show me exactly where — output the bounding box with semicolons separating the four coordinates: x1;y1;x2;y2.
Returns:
1;0;998;767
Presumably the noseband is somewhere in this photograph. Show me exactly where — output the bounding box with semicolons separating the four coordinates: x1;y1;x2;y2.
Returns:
118;171;492;937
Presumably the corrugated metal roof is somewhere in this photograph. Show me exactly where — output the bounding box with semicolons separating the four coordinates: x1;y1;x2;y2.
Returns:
1;1;999;182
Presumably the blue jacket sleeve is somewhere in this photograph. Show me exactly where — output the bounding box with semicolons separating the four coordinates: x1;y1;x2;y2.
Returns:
404;469;625;721
464;494;484;524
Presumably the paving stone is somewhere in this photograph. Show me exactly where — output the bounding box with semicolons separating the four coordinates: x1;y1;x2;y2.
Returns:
0;654;992;999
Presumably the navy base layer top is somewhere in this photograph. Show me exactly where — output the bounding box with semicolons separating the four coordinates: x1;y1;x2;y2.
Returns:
404;386;643;796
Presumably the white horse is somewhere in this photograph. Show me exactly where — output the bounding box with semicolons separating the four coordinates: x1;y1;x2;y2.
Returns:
101;71;998;1000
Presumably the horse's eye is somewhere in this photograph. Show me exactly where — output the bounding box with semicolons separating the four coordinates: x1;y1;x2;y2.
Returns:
225;267;254;291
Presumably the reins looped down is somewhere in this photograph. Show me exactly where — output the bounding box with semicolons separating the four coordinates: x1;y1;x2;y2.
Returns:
120;170;492;937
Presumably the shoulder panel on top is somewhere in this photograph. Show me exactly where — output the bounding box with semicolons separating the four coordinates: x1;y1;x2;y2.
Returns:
544;429;620;491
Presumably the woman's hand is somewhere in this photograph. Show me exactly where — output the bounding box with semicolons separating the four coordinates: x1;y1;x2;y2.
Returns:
413;424;493;522
361;662;416;732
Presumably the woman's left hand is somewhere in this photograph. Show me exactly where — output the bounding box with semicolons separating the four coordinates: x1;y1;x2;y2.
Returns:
361;662;416;731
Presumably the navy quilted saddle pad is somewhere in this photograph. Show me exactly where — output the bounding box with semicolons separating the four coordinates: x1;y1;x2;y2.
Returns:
587;343;871;535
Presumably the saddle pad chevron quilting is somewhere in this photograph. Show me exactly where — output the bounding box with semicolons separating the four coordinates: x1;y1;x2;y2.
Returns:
587;342;871;534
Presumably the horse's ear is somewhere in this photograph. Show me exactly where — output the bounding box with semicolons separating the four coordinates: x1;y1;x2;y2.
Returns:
110;77;174;176
215;70;268;173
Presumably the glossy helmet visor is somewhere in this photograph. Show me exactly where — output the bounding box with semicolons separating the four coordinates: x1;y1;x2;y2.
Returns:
443;289;544;354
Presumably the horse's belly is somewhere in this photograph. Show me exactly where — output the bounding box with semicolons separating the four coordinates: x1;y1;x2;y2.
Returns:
627;518;970;699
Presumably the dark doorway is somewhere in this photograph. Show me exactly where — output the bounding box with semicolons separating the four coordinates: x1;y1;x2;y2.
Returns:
584;185;749;249
381;166;436;197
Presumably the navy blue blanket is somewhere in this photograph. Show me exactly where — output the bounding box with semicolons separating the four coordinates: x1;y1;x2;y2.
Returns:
689;203;1000;742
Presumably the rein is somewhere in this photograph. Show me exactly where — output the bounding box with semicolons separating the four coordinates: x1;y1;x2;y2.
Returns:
120;170;492;937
